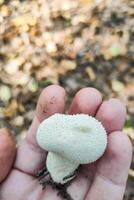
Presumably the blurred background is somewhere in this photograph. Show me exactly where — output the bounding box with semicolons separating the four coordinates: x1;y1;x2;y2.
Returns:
0;0;134;199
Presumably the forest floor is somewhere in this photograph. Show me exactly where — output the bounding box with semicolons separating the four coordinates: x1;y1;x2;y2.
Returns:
0;0;134;199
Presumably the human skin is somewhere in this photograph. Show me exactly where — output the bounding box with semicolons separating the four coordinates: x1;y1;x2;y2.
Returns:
0;85;132;200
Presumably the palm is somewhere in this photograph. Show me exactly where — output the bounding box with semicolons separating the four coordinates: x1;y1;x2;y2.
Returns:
0;86;132;200
0;165;94;200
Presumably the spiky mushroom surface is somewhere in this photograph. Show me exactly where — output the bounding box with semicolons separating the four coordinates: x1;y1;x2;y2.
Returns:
36;114;107;184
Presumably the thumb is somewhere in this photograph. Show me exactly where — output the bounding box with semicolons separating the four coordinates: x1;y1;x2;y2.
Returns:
0;128;16;183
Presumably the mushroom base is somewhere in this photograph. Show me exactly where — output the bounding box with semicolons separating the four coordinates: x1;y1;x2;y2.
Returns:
36;165;77;200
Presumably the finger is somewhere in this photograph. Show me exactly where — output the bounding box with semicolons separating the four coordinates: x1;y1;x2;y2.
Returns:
14;85;65;175
96;98;126;134
28;84;65;145
86;131;132;200
65;88;102;200
0;128;16;183
69;87;102;115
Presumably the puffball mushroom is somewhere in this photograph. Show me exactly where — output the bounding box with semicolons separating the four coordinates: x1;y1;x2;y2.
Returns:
36;114;107;184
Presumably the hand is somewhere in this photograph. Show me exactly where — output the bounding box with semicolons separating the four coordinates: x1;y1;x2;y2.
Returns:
0;85;132;200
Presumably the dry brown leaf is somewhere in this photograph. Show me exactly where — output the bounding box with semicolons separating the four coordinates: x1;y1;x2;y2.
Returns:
79;0;94;5
0;100;18;118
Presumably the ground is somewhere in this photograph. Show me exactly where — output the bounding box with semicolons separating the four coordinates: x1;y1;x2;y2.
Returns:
0;0;134;199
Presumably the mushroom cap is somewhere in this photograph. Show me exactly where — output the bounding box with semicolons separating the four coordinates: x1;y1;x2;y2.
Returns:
36;114;107;164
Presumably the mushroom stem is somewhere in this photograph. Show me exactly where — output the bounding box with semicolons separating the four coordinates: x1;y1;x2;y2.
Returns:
46;152;79;184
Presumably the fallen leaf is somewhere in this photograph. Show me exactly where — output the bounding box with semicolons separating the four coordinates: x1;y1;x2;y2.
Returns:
28;79;39;92
17;73;29;86
5;58;24;75
0;0;4;5
0;100;18;118
11;116;24;127
0;85;11;102
12;14;37;27
59;60;76;74
79;0;94;5
129;169;134;177
111;80;124;92
0;5;10;17
24;110;35;121
46;41;57;54
124;128;134;140
110;43;124;57
123;84;134;97
86;67;96;81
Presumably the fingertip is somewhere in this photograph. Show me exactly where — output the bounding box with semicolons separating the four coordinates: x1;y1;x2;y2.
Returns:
108;98;127;115
69;87;102;115
36;85;66;122
96;98;126;134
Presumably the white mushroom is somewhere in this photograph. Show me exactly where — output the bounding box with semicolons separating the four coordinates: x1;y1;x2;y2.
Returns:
36;114;107;184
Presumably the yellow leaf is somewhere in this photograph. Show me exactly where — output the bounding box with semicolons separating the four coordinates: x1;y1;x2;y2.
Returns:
0;100;18;118
79;0;95;6
0;5;9;16
111;80;124;92
86;67;96;81
59;60;76;74
11;116;24;127
12;14;37;27
129;169;134;177
0;0;4;5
